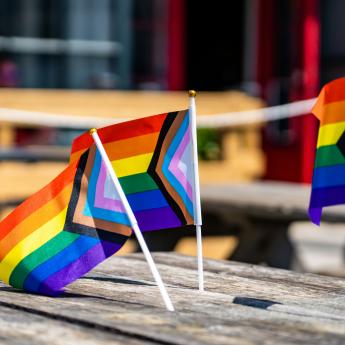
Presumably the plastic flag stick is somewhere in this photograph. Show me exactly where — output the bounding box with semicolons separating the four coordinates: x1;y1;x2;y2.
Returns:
90;128;175;311
188;90;204;292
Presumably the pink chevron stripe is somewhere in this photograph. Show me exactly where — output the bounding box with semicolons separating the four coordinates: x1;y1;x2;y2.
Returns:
94;161;125;212
168;129;193;200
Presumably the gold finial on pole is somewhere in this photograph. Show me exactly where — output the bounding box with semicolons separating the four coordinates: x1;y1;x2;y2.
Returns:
189;90;197;98
89;128;97;135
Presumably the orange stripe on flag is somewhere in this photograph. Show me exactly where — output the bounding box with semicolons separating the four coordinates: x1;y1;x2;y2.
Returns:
313;99;345;126
0;161;77;242
312;78;345;122
105;132;159;161
70;132;160;163
0;183;73;262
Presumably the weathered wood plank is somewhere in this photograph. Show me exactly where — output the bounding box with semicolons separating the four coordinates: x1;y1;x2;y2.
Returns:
91;254;345;319
0;304;154;345
1;254;345;344
2;285;344;345
139;253;345;292
118;253;345;317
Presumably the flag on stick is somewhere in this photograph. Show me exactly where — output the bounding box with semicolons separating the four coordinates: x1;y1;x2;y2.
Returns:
0;157;130;296
70;110;195;232
0;110;196;297
309;77;345;225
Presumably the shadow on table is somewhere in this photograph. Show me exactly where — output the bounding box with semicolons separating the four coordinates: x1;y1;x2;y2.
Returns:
233;296;282;309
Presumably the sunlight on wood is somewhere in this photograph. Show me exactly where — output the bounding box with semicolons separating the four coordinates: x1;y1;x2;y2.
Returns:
117;239;137;255
174;236;238;260
115;237;238;260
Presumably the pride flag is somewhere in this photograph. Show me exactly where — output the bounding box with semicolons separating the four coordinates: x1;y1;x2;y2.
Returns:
309;77;345;225
0;110;195;295
70;109;195;230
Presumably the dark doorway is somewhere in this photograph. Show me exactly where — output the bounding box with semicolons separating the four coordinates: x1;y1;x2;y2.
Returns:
186;1;245;91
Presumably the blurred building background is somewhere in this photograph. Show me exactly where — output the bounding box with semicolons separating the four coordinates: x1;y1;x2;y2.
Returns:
1;0;344;183
1;0;340;91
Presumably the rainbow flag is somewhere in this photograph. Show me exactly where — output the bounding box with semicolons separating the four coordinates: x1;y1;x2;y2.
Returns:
309;77;345;225
0;110;195;295
0;158;130;296
70;109;195;231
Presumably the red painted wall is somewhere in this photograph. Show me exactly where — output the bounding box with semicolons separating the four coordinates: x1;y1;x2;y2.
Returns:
259;0;320;183
300;0;319;183
167;0;185;90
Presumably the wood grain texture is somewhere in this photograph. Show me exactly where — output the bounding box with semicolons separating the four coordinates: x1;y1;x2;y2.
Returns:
0;305;152;345
0;253;345;344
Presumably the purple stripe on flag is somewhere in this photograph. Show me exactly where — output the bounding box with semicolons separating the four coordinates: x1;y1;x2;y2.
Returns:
135;207;182;231
95;160;107;202
168;129;193;200
308;207;322;226
309;185;345;208
308;185;345;225
38;241;121;296
94;161;124;212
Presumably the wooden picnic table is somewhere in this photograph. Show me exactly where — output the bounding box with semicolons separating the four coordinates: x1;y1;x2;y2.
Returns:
143;181;345;269
201;181;345;223
1;253;345;345
200;181;345;269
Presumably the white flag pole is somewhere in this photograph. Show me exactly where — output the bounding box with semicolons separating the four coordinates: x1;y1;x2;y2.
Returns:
188;90;204;292
89;128;175;312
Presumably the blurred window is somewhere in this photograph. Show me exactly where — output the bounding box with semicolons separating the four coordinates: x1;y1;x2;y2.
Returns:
321;0;345;84
0;0;172;90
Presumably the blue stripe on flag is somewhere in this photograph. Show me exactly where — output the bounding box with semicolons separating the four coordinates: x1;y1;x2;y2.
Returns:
23;235;99;292
84;149;130;225
162;113;194;216
312;164;345;189
127;189;168;211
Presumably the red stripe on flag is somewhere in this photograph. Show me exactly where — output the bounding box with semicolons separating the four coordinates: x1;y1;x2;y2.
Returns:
70;113;168;155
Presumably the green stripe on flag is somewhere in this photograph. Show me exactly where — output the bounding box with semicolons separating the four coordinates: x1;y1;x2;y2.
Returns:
9;231;79;289
315;145;345;167
119;173;158;194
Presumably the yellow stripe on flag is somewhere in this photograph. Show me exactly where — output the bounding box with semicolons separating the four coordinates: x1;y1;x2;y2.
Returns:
0;208;67;284
317;121;345;148
111;152;153;178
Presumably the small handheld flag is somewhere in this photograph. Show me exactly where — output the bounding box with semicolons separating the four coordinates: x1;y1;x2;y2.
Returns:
70;110;195;232
0;109;197;302
309;77;345;225
0;156;130;296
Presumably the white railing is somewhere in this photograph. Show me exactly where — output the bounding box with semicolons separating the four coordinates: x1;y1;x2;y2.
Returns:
0;98;316;130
